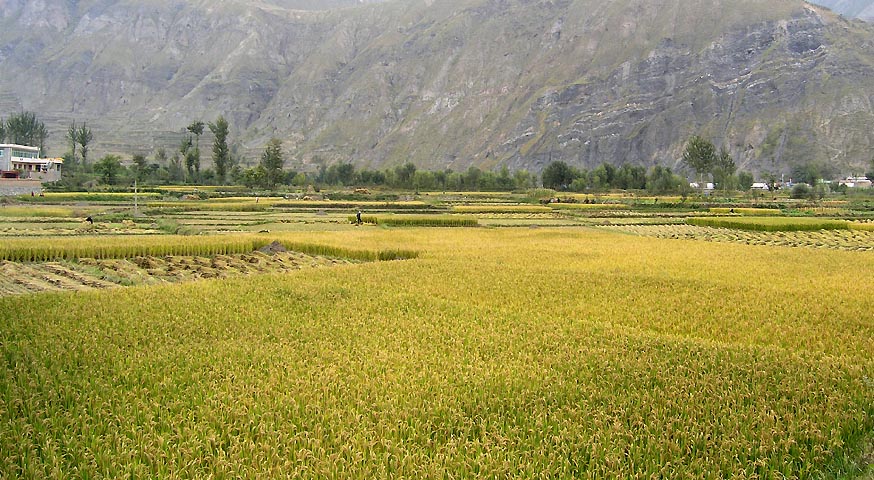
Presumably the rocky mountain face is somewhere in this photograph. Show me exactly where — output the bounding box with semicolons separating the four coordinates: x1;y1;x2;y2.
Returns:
1;0;873;177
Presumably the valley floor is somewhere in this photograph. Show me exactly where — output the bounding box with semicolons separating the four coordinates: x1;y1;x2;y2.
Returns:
1;227;872;477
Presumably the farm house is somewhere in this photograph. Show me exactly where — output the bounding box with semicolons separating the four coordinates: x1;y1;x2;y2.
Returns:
0;144;63;182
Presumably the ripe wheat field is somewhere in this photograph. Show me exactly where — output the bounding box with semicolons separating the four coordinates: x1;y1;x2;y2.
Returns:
1;228;872;478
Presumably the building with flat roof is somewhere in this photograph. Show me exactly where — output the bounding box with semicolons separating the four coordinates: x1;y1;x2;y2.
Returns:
0;144;63;181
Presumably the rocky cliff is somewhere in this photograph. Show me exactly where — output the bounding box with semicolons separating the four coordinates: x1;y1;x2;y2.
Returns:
1;0;873;176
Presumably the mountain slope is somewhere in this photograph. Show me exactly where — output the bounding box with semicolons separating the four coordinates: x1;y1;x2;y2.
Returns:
1;0;873;176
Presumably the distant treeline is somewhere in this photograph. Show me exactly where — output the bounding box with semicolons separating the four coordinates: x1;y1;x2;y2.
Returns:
57;153;707;194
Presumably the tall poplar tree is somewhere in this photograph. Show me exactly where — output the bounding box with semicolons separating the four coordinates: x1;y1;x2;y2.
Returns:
260;138;284;189
76;123;94;167
209;116;230;184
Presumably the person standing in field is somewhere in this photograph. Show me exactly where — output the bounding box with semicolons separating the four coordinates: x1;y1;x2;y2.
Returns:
356;210;362;225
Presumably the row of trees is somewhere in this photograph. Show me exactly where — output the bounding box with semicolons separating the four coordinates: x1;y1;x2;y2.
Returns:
540;161;696;194
68;134;286;189
0;112;49;151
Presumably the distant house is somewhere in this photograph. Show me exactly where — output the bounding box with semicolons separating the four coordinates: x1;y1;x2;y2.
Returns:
689;182;715;190
0;144;63;182
751;182;771;191
838;176;872;188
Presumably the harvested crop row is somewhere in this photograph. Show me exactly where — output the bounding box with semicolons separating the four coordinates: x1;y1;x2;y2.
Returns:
603;224;874;251
709;207;782;215
352;215;478;227
0;251;357;297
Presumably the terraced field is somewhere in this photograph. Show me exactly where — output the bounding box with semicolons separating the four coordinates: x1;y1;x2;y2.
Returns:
2;192;873;477
603;224;874;251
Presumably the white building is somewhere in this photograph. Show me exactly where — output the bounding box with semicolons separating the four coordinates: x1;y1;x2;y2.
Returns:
751;182;771;191
0;144;63;181
838;176;872;188
689;182;715;190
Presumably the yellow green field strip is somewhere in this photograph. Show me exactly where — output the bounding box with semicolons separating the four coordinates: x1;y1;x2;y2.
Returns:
688;216;850;231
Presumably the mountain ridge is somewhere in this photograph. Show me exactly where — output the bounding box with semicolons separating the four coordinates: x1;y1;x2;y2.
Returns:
1;0;873;177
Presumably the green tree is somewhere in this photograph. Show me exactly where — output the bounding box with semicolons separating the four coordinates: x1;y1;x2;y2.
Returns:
541;161;575;190
260;138;284;189
765;173;778;193
76;123;94;167
514;169;534;189
67;122;79;160
154;147;168;166
682;136;716;193
180;136;197;182
792;162;822;186
336;163;356;186
242;166;267;188
712;147;737;192
208;116;230;184
589;164;612;191
168;153;185;183
0;117;5;143
94;154;122;185
867;157;874;182
187;121;205;149
6;111;48;151
615;164;647;190
291;172;308;187
463;166;482;191
132;153;149;183
737;171;754;191
646;166;682;194
394;163;417;189
187;121;204;180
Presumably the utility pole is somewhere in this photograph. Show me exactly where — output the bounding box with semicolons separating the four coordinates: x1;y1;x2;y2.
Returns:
134;180;138;217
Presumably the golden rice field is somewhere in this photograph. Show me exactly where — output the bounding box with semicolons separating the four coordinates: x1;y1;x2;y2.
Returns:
604;223;874;251
1;227;872;478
